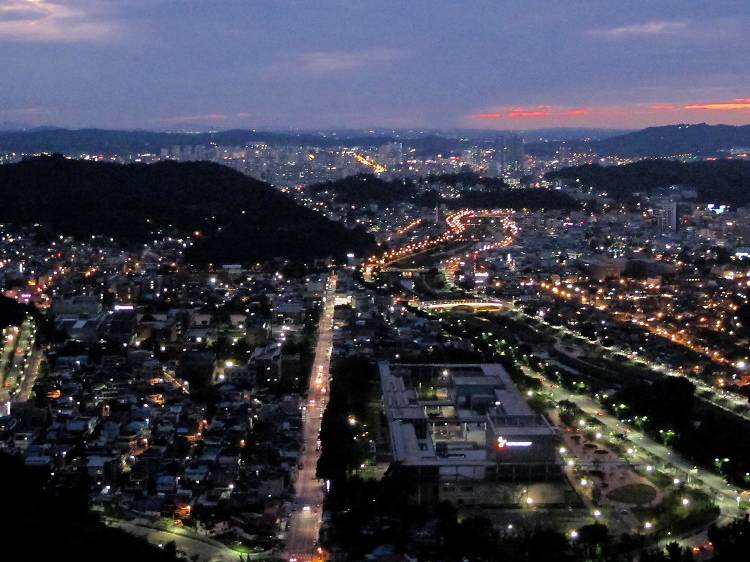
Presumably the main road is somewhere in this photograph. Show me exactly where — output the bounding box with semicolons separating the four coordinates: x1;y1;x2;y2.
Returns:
284;273;337;562
2;317;38;405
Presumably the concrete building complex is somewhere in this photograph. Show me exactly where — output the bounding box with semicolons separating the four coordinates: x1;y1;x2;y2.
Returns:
379;362;557;484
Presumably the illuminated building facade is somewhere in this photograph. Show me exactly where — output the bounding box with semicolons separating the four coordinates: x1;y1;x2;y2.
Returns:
379;362;558;484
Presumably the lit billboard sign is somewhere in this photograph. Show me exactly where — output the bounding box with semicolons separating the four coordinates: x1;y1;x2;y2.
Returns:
496;436;532;449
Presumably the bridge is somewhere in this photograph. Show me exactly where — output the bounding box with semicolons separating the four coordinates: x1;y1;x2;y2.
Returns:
381;266;431;273
416;298;510;313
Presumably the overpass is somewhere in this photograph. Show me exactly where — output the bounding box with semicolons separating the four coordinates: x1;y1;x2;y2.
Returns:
416;298;510;313
381;266;430;274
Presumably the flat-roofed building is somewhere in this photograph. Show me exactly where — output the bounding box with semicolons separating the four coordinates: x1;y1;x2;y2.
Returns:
379;362;557;484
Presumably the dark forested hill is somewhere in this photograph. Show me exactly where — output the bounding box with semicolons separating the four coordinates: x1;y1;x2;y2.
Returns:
310;174;418;205
547;159;750;204
414;188;578;210
590;124;750;157
309;173;577;210
0;156;374;263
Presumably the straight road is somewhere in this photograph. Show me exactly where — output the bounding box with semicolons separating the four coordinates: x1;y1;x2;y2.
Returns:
14;345;43;402
284;274;337;562
2;318;36;403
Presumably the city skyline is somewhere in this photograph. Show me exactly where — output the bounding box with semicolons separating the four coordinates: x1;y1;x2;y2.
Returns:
1;0;749;130
4;3;750;561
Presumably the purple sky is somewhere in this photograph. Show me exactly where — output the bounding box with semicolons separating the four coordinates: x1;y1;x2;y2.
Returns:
1;0;749;130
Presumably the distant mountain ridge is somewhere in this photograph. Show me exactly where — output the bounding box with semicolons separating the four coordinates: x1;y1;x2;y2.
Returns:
0;128;463;156
590;123;750;157
527;124;750;158
1;123;749;158
0;155;374;263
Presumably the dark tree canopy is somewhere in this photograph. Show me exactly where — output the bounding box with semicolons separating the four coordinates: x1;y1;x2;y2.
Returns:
310;174;417;205
309;173;577;211
0;295;33;329
0;453;177;562
547;159;750;205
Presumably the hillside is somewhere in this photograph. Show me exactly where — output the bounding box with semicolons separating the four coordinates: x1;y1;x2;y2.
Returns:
0;453;178;562
309;173;577;210
590;124;750;157
310;174;419;205
547;159;750;204
0;156;374;263
526;124;750;158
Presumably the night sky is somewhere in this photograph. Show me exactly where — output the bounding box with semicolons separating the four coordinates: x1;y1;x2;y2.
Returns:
1;0;749;130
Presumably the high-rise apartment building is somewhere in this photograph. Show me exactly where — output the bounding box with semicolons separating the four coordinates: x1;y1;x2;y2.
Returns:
657;201;678;233
494;134;525;175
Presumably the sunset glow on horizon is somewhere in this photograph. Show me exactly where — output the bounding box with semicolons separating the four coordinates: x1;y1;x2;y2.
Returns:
469;97;750;128
0;1;747;130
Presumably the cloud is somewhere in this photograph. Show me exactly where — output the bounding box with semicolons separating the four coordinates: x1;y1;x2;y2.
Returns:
507;106;552;119
592;20;688;38
649;98;750;112
471;105;589;121
474;112;502;120
0;1;114;42
0;105;49;119
650;103;678;111
159;112;230;125
558;108;591;117
685;98;750;111
470;97;750;128
264;48;404;77
0;2;46;22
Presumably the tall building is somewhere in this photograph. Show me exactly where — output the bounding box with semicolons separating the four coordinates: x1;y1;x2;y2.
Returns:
377;142;403;169
494;134;525;175
557;143;571;166
657;201;678;233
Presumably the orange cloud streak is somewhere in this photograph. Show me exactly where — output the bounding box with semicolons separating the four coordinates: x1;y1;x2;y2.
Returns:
507;106;551;119
471;105;593;121
467;98;750;127
558;108;590;116
650;103;677;111
685;98;750;111
474;112;502;119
